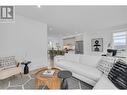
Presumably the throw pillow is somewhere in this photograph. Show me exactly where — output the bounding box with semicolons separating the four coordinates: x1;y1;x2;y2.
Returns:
108;59;127;89
96;56;116;75
0;58;4;70
0;56;17;69
0;59;3;67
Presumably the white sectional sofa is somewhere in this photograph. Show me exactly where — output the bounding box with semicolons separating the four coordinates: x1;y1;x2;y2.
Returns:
54;53;118;89
54;54;103;86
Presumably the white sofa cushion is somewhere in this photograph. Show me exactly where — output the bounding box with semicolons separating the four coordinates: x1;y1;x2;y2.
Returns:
4;64;17;69
64;53;80;63
0;67;22;80
93;74;117;89
79;55;101;67
0;67;4;71
54;55;64;62
56;60;102;82
96;56;116;75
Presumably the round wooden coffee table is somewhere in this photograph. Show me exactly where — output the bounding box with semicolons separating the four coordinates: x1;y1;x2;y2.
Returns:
35;67;61;89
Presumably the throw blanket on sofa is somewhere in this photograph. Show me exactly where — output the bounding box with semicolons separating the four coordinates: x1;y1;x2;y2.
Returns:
108;59;127;89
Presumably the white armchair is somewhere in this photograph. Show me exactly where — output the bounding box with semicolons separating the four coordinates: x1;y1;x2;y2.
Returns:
0;56;22;80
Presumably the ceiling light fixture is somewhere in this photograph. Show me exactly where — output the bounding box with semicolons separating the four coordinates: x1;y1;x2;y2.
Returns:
37;5;41;8
49;27;53;31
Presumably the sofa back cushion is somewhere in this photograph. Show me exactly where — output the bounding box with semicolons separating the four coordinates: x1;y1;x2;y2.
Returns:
79;55;101;67
108;59;127;89
64;53;80;63
0;56;17;70
96;56;116;75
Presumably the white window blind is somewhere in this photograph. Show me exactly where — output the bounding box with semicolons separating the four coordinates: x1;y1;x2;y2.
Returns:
113;32;126;50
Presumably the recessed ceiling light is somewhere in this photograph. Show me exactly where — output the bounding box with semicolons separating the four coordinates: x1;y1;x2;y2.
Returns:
49;27;53;31
37;5;41;8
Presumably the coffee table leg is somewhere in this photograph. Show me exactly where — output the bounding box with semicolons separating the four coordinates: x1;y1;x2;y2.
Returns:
35;79;39;89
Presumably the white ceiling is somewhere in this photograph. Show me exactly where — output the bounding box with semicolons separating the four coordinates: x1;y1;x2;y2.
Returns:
15;6;127;37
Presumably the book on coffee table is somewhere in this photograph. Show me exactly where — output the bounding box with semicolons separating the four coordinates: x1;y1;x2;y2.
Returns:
42;70;55;77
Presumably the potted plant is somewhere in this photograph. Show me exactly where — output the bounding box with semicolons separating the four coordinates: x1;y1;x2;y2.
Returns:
48;49;65;60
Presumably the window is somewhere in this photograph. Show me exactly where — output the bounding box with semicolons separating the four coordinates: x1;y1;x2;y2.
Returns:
113;32;127;50
48;41;53;50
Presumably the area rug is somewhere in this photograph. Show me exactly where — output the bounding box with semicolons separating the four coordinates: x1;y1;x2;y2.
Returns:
0;71;93;90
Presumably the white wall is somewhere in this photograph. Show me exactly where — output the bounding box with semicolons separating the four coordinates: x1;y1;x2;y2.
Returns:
83;31;112;56
0;15;48;71
83;28;127;58
75;35;84;41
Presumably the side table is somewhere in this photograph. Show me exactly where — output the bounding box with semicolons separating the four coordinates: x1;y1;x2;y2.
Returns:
21;61;31;74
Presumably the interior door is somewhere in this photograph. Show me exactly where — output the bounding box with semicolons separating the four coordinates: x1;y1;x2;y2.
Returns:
75;41;84;54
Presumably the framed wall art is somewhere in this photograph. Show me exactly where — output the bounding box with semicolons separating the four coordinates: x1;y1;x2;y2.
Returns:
91;38;103;52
